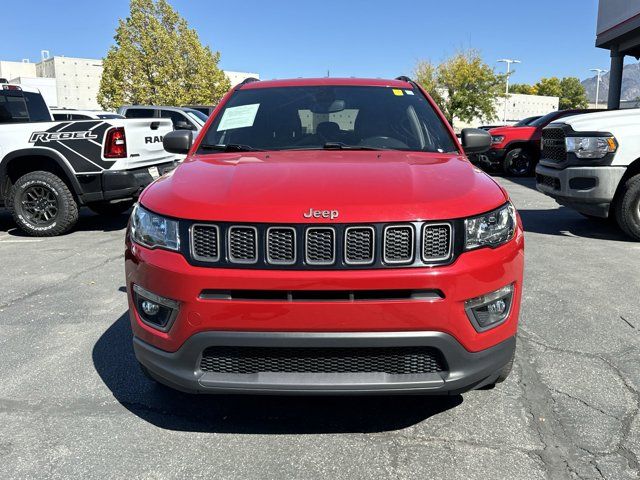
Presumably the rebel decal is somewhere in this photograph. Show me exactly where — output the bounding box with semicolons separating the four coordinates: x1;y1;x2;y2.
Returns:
29;130;99;143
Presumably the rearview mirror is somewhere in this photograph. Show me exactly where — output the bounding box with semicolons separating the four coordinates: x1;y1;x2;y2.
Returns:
460;128;491;154
163;130;193;154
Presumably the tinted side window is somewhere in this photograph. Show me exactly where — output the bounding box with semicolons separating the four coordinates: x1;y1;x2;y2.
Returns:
124;108;156;118
24;92;52;122
161;110;192;128
70;114;91;120
53;113;69;121
0;92;29;123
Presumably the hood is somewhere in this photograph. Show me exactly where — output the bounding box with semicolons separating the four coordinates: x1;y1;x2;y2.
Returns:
489;126;536;139
140;150;507;223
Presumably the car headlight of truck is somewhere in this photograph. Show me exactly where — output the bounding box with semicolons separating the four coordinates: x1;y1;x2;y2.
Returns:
130;204;180;251
491;135;505;145
465;203;517;250
565;136;617;159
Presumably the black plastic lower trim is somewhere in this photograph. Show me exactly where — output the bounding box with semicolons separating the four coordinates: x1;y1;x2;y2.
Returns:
133;331;516;395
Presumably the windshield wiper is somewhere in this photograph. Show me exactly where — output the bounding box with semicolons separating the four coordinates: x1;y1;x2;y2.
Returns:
322;142;384;151
199;143;264;152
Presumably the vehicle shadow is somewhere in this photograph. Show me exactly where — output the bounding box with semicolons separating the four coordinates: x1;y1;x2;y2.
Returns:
0;207;129;235
93;311;463;434
518;207;632;241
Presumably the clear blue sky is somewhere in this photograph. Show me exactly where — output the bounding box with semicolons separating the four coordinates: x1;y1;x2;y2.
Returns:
0;0;621;84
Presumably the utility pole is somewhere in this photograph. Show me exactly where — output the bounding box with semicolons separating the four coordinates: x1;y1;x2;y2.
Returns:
590;68;607;108
497;59;521;123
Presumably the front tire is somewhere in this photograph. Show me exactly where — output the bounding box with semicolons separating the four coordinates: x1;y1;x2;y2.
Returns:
614;174;640;241
88;199;135;216
502;148;534;177
7;171;79;237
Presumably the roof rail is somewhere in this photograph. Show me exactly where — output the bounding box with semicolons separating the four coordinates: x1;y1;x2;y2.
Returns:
235;77;260;89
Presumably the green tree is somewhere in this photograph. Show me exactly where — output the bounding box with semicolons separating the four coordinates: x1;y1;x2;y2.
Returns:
509;83;535;95
98;0;230;110
533;77;563;98
415;50;506;124
559;77;589;109
533;77;588;109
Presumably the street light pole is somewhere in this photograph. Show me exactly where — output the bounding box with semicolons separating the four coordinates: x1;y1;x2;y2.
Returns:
590;68;607;107
497;59;521;123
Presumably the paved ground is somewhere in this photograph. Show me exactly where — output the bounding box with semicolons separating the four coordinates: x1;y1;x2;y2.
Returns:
0;177;638;480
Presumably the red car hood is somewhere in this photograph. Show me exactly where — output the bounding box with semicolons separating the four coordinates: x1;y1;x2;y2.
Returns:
488;125;536;141
140;150;507;223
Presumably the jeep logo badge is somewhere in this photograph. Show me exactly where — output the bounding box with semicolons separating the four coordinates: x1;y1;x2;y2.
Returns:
303;208;339;220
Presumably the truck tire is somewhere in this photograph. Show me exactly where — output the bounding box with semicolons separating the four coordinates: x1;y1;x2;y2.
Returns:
7;171;79;237
503;147;534;177
614;173;640;241
88;199;135;216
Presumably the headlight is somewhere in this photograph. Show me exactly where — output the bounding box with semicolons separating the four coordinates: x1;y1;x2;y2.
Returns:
565;136;617;159
491;135;505;145
465;203;517;250
130;204;180;250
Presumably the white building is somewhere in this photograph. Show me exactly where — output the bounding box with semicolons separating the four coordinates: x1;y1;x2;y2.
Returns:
36;56;103;109
8;77;58;106
224;70;260;87
0;60;37;81
454;93;559;131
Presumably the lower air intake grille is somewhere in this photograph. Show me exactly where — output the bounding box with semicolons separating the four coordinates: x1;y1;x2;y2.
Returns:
384;226;414;263
423;224;452;261
199;346;446;375
228;226;257;263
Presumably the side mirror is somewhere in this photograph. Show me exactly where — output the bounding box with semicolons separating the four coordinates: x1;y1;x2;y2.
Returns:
175;120;194;131
163;130;193;154
460;128;491;154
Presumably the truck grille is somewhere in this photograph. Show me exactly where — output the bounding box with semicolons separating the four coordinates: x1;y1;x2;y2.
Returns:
542;127;567;163
199;346;446;375
422;224;452;261
189;221;455;269
383;226;414;264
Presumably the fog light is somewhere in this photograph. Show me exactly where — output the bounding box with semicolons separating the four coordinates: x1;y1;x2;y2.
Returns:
465;284;514;332
141;300;160;316
132;284;180;332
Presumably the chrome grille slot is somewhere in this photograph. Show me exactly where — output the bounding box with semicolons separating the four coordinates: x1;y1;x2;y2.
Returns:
344;226;375;265
228;226;258;264
191;224;220;262
266;227;296;265
383;225;414;264
422;224;452;262
305;228;335;265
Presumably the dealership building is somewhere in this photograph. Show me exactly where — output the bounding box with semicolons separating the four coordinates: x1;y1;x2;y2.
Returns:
597;0;640;108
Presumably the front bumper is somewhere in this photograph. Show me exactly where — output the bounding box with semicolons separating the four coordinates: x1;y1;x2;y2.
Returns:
535;164;626;217
133;331;516;395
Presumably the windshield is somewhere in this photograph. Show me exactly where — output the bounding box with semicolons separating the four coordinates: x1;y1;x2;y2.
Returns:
97;113;125;119
199;85;457;153
528;111;563;128
514;116;540;126
184;108;208;125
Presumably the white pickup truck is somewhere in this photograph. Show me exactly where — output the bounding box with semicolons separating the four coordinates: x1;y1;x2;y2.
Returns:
535;109;640;240
0;83;178;236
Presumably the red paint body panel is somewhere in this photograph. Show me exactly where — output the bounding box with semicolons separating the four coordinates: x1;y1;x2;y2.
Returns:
140;151;507;223
487;126;538;150
125;226;524;354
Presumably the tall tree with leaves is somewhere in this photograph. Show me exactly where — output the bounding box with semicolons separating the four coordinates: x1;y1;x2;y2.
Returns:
98;0;230;110
415;50;506;125
509;83;535;95
533;77;588;109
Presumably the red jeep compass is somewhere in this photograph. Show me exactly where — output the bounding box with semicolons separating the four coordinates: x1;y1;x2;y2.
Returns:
125;77;524;394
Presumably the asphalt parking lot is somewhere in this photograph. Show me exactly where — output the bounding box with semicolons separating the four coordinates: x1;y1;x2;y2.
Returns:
0;176;638;480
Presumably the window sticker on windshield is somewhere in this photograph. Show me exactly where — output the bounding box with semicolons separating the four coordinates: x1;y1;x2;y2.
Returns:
405;90;414;95
392;89;404;96
217;103;260;131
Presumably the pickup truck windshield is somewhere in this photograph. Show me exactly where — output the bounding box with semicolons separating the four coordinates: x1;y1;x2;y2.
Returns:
200;86;457;153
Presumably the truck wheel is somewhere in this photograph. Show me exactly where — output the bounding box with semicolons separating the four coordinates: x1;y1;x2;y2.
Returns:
8;171;79;237
503;148;533;177
615;174;640;241
88;199;135;216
